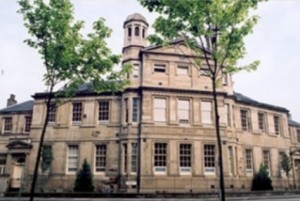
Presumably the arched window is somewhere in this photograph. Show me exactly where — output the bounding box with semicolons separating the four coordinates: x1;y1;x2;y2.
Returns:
128;27;132;37
135;26;139;36
142;29;145;38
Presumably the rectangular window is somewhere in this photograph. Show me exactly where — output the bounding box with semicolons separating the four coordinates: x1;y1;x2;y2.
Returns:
125;99;129;123
98;101;109;122
297;130;300;143
201;101;212;124
48;106;56;123
95;144;107;173
180;144;192;174
154;98;166;122
258;112;266;133
177;65;189;75
132;98;139;123
3;117;12;132
154;143;167;174
131;143;138;173
240;109;250;131
245;149;254;175
67;145;78;173
204;144;215;174
225;104;230;126
24;116;32;133
123;144;127;173
228;146;234;175
263;150;271;173
274;115;281;135
72;103;82;123
154;64;166;73
0;154;6;175
178;99;190;123
133;63;139;78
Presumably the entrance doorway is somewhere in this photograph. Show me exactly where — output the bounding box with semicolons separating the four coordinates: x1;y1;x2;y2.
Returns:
10;154;26;189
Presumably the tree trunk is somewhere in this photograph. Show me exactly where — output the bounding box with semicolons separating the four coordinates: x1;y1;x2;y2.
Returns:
212;75;226;201
29;85;53;201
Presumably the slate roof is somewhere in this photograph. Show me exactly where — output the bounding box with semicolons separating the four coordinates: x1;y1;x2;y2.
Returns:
233;92;289;113
289;119;300;127
0;100;34;114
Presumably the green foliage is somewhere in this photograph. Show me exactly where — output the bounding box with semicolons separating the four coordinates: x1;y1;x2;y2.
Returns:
18;0;130;96
139;0;266;76
74;159;94;192
281;152;292;177
252;164;273;191
40;145;53;173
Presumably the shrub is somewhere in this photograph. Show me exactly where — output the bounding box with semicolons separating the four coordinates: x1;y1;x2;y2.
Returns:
74;159;94;192
251;165;273;191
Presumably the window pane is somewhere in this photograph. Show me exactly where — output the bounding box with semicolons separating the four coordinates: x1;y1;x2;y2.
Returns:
95;145;106;172
68;145;78;172
201;102;212;124
240;109;249;131
72;103;82;123
204;144;215;173
99;101;109;122
24;116;32;132
178;100;189;123
132;98;139;123
154;98;166;122
177;66;189;75
4;117;12;132
154;64;166;73
154;143;167;172
131;143;138;173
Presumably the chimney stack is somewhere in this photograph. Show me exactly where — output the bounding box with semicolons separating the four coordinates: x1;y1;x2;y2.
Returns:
7;94;17;107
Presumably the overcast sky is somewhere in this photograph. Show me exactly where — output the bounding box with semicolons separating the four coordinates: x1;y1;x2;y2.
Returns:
0;0;299;122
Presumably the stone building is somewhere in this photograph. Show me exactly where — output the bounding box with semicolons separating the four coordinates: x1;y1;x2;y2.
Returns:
1;13;300;193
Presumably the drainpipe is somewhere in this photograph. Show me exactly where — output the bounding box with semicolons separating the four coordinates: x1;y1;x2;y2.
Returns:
117;94;124;192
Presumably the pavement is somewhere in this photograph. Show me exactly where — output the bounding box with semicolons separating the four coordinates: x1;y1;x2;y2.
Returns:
1;195;300;201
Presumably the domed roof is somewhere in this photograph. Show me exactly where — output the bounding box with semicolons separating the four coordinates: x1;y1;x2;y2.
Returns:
124;13;148;27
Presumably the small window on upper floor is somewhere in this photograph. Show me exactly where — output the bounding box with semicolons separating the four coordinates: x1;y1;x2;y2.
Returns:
154;64;166;73
133;63;139;78
240;109;251;131
177;65;189;75
274;115;281;135
3;117;12;133
98;100;109;123
48;106;56;124
72;102;83;124
24;116;32;133
142;29;145;38
128;27;132;37
297;130;300;143
135;26;139;36
258;112;266;133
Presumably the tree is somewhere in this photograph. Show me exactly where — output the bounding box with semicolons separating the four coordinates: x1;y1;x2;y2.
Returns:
74;159;94;192
18;0;129;200
281;152;292;188
252;164;273;191
139;0;265;200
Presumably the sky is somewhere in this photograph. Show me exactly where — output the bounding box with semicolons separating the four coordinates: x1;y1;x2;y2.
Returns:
0;0;299;121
